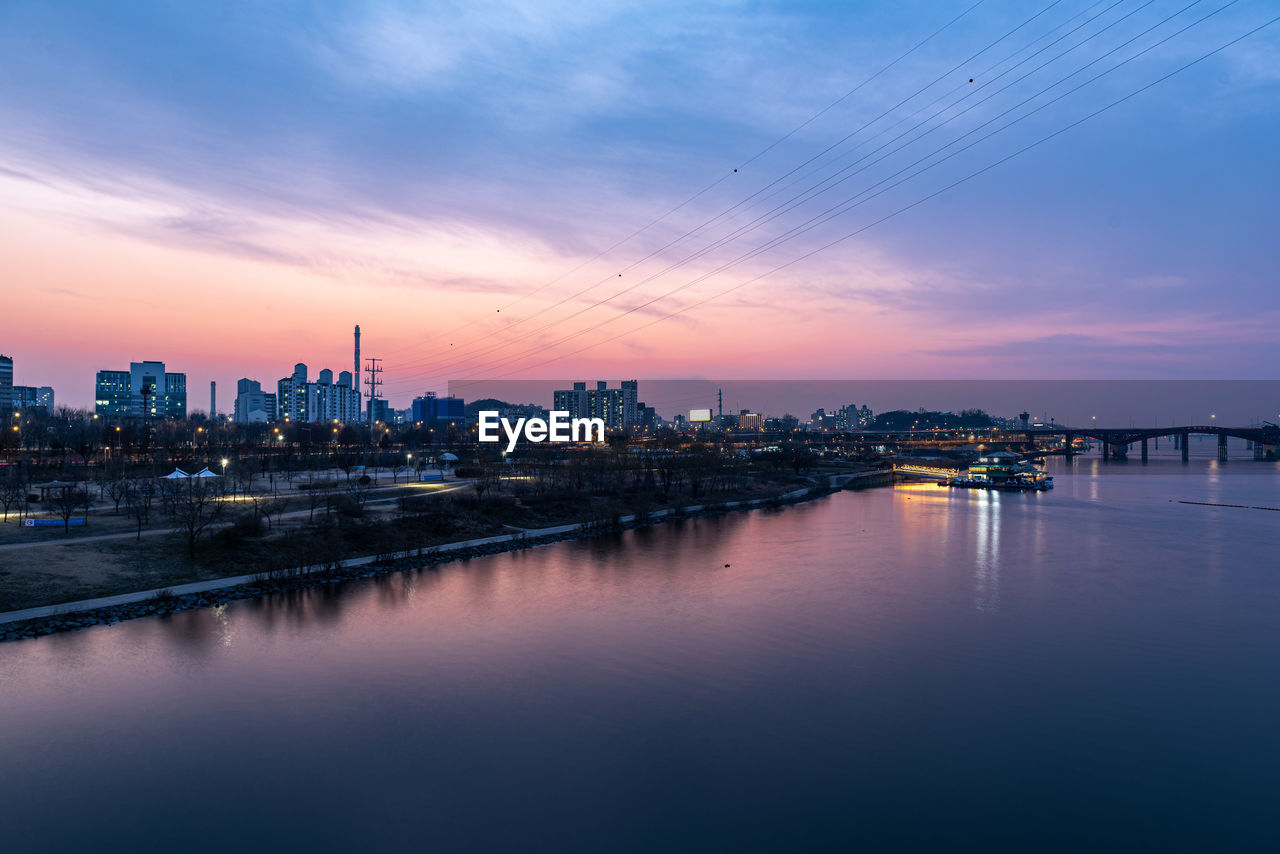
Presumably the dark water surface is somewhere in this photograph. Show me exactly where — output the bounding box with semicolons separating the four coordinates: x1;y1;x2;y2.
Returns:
3;458;1279;851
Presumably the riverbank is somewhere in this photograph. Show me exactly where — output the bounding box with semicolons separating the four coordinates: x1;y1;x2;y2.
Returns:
2;467;837;613
0;484;836;642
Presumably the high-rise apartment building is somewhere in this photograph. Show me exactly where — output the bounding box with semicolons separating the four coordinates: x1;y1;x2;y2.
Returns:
553;382;589;419
276;363;362;423
233;378;278;424
276;363;309;422
553;379;640;430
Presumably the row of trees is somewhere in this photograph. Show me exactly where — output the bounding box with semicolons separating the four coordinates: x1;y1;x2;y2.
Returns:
1;408;471;469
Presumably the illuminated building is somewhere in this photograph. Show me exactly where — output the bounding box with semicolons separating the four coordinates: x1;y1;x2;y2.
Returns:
94;361;186;418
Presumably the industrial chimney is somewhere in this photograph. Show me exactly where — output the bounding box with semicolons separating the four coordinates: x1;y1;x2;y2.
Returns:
354;324;361;406
210;381;217;418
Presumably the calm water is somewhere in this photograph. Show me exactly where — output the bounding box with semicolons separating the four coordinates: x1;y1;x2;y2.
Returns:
2;457;1279;852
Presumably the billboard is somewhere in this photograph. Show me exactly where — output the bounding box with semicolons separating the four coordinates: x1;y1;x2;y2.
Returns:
689;408;713;423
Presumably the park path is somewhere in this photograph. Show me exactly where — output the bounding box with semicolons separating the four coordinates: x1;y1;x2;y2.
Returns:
0;487;817;627
0;483;464;552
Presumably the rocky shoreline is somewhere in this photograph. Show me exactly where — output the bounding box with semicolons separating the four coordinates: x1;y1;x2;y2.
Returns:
0;485;835;643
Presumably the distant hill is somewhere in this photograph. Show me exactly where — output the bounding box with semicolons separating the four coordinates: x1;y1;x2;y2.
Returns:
872;409;997;430
464;398;547;417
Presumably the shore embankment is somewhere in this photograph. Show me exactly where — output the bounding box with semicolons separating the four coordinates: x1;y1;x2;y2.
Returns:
0;483;845;643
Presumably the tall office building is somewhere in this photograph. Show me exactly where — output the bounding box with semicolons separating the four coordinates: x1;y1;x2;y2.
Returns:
94;361;186;418
37;387;54;411
12;386;38;410
0;355;12;411
411;392;465;424
95;371;131;416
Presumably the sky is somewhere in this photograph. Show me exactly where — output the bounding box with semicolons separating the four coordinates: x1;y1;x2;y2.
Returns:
0;0;1277;410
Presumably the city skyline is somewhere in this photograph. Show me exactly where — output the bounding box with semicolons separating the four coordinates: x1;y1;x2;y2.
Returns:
2;1;1277;408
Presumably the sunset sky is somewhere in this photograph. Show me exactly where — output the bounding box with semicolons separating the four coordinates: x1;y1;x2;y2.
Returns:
1;0;1276;409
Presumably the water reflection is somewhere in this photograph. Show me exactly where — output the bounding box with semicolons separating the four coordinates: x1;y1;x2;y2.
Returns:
5;465;1280;851
973;491;1001;614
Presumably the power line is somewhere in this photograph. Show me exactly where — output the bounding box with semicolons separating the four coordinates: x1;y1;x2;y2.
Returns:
377;0;991;363
449;7;1276;389
402;0;1136;384
405;0;1202;386
387;0;1068;377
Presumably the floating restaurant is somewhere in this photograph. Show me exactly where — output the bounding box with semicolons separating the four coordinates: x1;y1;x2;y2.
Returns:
947;452;1053;491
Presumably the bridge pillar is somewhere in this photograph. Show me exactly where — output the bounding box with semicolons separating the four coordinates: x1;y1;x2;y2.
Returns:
1063;434;1073;457
1182;432;1189;462
1255;442;1265;461
1102;441;1110;461
1218;434;1228;462
1141;438;1148;463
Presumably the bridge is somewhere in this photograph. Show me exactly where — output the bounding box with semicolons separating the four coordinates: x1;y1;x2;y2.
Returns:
747;423;1280;462
1032;424;1280;462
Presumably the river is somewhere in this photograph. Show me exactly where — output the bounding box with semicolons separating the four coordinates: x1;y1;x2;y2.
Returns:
2;457;1278;851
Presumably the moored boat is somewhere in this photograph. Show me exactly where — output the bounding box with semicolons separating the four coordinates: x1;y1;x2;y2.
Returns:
943;452;1053;491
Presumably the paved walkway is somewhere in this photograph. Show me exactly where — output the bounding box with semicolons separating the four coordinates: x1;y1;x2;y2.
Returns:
0;484;464;552
0;518;582;626
0;486;814;626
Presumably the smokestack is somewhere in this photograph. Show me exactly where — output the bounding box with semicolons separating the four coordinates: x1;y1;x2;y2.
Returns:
354;325;361;405
210;381;216;418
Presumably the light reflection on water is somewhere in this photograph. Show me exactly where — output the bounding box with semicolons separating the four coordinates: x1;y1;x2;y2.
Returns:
1;457;1278;851
974;491;1001;614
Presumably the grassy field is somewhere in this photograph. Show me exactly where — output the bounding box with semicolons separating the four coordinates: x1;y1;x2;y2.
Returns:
0;476;801;612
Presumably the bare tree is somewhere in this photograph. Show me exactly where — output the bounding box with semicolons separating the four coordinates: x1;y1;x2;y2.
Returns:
49;486;89;532
170;480;226;558
255;495;289;531
235;465;258;499
472;464;497;499
98;460;129;513
343;477;373;518
0;469;27;521
124;480;157;541
305;478;333;523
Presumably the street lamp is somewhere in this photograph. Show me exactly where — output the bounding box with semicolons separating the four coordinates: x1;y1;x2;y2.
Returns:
221;458;229;472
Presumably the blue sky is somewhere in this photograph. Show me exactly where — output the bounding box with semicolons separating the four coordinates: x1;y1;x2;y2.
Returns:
1;1;1277;405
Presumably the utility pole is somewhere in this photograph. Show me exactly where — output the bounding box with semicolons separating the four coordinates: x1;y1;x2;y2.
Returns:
718;387;723;421
364;357;383;424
